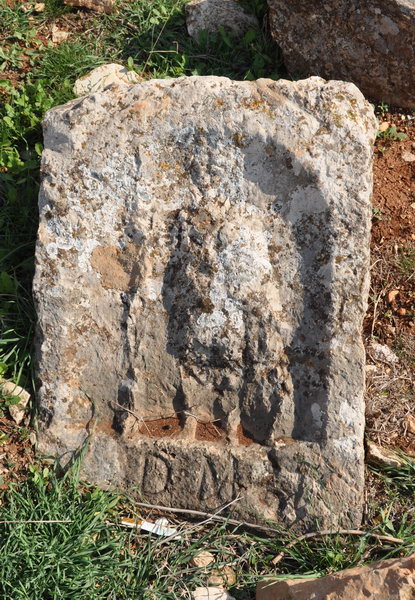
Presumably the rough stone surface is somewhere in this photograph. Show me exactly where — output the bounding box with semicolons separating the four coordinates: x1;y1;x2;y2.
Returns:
256;554;415;600
186;0;258;39
73;64;142;97
34;76;377;530
267;0;415;109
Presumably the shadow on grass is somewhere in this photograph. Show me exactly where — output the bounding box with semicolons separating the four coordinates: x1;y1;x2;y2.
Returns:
96;0;284;81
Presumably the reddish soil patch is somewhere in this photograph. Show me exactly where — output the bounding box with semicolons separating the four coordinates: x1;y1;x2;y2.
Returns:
138;417;182;438
372;114;415;245
368;113;415;338
195;420;226;442
236;424;255;446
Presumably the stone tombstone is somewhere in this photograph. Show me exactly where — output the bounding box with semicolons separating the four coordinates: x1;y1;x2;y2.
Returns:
267;0;415;109
34;76;377;530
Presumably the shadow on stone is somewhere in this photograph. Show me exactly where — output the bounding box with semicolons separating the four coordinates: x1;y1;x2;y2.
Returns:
157;128;335;445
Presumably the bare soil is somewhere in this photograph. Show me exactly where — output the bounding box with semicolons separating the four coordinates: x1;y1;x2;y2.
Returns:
365;109;415;457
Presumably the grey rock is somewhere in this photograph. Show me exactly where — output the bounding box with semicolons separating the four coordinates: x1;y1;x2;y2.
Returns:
267;0;415;109
369;342;399;364
186;0;258;39
34;76;377;530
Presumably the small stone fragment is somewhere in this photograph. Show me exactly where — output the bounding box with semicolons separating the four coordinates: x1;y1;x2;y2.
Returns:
366;440;402;469
369;342;399;364
192;588;235;600
257;554;415;600
0;380;30;425
402;151;415;162
64;0;114;13
406;415;415;435
51;25;70;44
73;63;141;96
34;2;45;10
378;121;390;133
191;551;215;569
207;566;236;587
186;0;258;39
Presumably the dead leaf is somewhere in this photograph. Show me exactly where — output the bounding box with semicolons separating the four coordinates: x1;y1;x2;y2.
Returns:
191;551;215;569
51;25;70;44
387;289;400;304
207;566;236;587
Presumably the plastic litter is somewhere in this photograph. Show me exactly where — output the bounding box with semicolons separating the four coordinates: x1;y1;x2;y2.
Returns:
120;517;180;539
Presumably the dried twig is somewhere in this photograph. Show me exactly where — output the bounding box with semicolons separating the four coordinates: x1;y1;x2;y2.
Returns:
132;502;406;553
154;496;242;546
2;515;402;560
134;501;284;535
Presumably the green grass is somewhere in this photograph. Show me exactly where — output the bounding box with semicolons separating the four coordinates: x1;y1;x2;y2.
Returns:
376;124;407;142
97;0;280;80
0;458;413;599
0;79;56;386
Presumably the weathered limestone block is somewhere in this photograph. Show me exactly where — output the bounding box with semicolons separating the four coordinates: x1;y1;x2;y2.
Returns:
34;76;377;529
268;0;415;109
